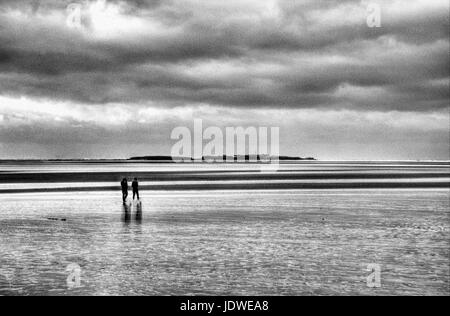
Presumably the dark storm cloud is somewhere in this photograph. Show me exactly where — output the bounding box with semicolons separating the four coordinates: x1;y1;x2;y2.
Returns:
0;0;448;111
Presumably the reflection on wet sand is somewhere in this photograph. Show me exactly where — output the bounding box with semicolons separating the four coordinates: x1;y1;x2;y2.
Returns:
122;201;143;223
122;203;131;223
136;202;143;223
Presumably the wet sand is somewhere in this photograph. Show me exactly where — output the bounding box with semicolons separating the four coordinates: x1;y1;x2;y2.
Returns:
0;190;448;296
0;161;448;296
0;161;448;193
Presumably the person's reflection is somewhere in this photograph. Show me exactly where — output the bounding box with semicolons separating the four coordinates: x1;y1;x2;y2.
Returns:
122;203;132;223
121;202;143;224
135;202;143;223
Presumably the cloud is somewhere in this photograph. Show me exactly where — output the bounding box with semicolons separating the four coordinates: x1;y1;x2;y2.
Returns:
0;95;448;160
0;0;448;159
0;0;448;110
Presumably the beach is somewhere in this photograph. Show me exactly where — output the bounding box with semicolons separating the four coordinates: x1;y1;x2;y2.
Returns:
0;160;449;193
0;161;449;295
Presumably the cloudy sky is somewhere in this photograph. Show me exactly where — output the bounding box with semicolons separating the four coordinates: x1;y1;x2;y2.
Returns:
0;0;448;160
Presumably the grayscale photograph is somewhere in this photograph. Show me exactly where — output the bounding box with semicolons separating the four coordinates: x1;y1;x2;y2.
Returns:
0;0;449;299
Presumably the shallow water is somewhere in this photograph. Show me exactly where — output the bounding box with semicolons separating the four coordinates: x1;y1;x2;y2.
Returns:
1;161;449;193
0;189;448;296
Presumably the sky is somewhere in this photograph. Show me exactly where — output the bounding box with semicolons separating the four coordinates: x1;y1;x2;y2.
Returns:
0;0;448;160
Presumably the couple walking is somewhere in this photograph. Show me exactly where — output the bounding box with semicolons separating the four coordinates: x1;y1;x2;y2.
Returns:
121;178;139;203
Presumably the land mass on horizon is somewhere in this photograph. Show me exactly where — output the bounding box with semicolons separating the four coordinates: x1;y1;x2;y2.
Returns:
128;155;316;162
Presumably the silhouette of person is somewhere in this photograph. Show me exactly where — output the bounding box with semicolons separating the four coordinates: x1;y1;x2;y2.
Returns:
132;178;140;200
121;178;128;203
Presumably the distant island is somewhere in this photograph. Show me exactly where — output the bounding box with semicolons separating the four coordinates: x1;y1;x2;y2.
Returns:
129;155;316;162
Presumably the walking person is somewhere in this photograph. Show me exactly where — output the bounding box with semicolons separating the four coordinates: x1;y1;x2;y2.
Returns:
132;178;140;200
121;178;128;203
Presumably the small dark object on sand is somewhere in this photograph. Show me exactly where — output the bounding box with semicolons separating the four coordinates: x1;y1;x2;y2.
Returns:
47;218;67;222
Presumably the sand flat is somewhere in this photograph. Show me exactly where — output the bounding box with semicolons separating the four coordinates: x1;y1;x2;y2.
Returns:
0;161;448;296
0;189;448;296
